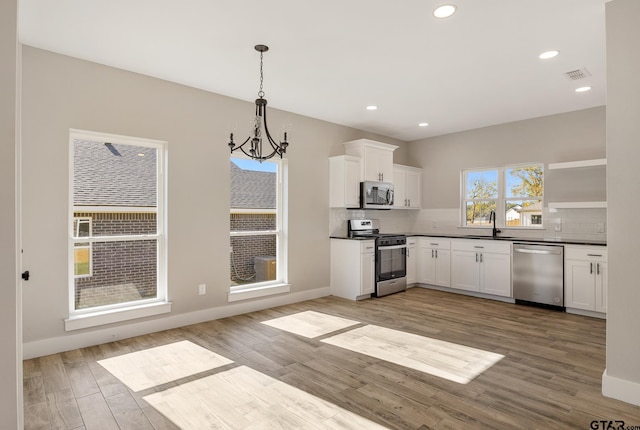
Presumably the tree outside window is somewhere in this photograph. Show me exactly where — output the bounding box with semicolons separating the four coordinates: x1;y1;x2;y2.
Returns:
462;164;543;228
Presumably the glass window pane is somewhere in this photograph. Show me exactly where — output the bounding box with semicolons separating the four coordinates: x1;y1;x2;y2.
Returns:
505;200;543;227
506;166;543;198
230;157;280;287
465;200;496;225
74;239;157;309
230;234;277;285
74;246;91;276
465;170;498;199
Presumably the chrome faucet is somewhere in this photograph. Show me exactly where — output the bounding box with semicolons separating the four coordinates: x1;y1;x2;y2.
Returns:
489;210;501;238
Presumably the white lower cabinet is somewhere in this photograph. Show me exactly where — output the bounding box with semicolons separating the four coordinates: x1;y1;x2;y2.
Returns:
417;238;451;287
565;246;607;314
450;240;511;297
406;237;418;285
330;239;375;300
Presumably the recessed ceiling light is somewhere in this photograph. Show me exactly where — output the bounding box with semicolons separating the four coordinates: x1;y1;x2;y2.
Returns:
418;122;429;127
539;50;559;60
575;86;592;93
366;105;378;111
433;4;457;18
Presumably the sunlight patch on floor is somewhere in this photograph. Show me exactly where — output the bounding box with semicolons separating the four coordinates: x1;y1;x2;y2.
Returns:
322;325;504;384
260;310;361;338
143;365;387;429
97;340;233;391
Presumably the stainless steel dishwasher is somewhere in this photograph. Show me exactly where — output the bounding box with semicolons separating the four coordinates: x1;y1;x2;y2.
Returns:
512;243;564;309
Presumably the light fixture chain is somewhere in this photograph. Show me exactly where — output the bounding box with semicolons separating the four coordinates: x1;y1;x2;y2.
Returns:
258;50;265;98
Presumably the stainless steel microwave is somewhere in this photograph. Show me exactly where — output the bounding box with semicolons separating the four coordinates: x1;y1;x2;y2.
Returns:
360;181;394;209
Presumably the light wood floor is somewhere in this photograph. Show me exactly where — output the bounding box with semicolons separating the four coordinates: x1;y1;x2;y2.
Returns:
24;287;640;429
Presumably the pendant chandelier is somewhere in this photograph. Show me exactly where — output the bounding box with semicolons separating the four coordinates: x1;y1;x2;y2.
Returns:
228;44;289;162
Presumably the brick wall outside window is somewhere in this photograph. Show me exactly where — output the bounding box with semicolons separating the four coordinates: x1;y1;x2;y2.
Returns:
230;213;276;281
74;212;157;309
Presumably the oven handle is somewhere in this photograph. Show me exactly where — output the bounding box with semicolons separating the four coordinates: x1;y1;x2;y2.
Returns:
377;244;407;250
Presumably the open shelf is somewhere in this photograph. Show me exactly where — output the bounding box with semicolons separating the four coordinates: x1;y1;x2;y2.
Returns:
547;158;606;170
548;201;607;209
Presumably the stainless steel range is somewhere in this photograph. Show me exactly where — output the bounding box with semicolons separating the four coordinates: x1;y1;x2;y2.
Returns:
348;219;407;297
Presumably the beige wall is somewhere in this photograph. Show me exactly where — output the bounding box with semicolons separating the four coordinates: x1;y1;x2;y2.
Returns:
20;46;405;349
0;0;20;426
408;107;606;209
604;0;640;404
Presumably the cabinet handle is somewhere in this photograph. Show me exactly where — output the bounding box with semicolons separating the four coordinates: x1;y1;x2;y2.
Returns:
404;199;408;207
435;250;438;258
597;263;600;275
475;253;478;262
474;246;484;249
587;254;602;257
407;248;410;258
590;262;593;274
480;253;483;263
432;249;434;258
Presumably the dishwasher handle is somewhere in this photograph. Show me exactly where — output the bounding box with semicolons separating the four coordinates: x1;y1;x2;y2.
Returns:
514;247;562;255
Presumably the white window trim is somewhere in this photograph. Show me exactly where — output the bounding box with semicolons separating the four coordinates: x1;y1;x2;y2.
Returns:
69;129;169;322
229;156;288;300
460;163;544;229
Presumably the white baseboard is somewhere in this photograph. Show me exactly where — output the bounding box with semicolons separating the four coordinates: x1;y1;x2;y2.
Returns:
23;286;331;360
602;368;640;406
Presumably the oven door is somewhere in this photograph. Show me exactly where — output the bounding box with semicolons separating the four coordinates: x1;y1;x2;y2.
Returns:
376;244;407;281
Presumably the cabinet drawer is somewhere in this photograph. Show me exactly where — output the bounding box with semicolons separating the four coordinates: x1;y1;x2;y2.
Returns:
360;240;376;253
406;237;418;246
419;237;451;250
565;246;607;261
451;239;511;254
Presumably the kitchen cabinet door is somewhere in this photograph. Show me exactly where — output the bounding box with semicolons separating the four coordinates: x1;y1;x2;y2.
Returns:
329;155;361;208
434;248;451;287
406;168;422;208
392;167;407;209
565;259;596;310
450;250;480;292
361;250;375;295
479;252;511;297
363;145;394;182
406;238;417;285
595;262;607;313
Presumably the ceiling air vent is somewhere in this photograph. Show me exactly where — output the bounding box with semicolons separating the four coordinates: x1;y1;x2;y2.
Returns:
563;68;591;81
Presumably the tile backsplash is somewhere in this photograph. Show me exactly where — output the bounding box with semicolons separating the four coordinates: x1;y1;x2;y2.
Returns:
330;207;607;242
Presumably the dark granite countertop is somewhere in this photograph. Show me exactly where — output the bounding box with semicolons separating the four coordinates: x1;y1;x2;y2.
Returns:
331;234;606;246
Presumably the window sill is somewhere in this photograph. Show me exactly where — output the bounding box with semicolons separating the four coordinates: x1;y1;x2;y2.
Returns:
228;283;290;302
64;301;172;331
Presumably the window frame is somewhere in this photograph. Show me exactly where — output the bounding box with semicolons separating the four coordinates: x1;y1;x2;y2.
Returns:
461;163;544;229
229;156;289;300
68;129;168;323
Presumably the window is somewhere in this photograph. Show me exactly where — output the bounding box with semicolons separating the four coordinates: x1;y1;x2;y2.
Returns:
73;217;92;277
70;130;166;315
462;164;543;228
229;157;287;296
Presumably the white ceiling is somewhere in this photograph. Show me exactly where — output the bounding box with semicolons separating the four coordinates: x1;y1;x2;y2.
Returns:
18;0;607;142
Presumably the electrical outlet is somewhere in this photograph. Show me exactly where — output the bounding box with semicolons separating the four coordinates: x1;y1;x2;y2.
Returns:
554;221;562;232
198;284;206;295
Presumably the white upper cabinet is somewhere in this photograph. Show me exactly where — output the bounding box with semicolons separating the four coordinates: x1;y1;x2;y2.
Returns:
329;155;361;208
344;139;397;183
393;164;422;209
